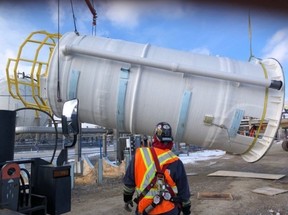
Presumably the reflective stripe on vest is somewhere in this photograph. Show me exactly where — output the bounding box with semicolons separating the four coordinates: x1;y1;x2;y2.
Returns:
135;148;178;196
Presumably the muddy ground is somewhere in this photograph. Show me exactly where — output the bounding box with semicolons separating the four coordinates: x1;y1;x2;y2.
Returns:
67;143;288;215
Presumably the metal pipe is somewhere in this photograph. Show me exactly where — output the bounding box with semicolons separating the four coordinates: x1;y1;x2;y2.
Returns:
98;157;103;184
15;126;110;134
62;45;282;90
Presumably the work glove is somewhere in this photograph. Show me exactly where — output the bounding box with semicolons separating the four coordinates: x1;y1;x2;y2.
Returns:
124;200;133;212
123;193;134;212
182;201;191;215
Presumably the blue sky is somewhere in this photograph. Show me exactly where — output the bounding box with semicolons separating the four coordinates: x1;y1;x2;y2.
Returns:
1;0;288;99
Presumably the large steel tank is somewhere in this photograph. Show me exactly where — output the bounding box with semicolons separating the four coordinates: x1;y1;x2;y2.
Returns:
47;32;284;162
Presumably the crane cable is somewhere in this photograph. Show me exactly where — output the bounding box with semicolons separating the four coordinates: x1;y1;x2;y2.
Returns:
248;11;255;61
57;0;62;102
70;0;79;36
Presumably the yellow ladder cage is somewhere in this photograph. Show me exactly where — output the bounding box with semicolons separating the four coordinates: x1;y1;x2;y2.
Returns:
6;31;61;115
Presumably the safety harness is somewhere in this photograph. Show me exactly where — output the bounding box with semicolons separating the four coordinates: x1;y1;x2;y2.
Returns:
134;148;176;213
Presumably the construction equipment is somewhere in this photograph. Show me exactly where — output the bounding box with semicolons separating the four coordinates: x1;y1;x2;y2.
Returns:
5;29;285;163
1;25;285;215
0;99;79;215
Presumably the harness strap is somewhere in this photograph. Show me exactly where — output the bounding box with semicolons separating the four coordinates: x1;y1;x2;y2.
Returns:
134;148;176;204
150;148;176;198
150;147;161;172
134;175;158;204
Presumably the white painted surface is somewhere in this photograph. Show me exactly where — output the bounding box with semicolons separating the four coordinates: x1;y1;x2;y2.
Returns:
47;32;284;162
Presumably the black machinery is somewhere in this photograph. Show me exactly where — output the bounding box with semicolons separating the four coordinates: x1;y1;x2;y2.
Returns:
0;99;79;215
0;159;71;215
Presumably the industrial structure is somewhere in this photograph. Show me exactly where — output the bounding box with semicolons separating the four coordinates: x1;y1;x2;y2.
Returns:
0;1;286;214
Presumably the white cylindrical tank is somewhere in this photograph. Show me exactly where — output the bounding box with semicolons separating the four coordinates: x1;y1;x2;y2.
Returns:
47;32;284;162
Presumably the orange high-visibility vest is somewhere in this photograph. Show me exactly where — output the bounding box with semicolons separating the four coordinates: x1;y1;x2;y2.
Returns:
134;147;179;214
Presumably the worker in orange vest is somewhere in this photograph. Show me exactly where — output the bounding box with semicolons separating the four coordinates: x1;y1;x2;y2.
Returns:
123;122;191;215
249;125;257;137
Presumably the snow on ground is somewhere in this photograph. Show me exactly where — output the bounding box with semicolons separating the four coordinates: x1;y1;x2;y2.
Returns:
178;150;226;164
84;148;227;165
15;147;227;165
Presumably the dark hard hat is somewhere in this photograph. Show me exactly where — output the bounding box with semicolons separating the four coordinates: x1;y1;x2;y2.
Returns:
154;122;173;142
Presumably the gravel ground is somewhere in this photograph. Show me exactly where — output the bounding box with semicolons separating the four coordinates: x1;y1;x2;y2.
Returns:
68;143;288;215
